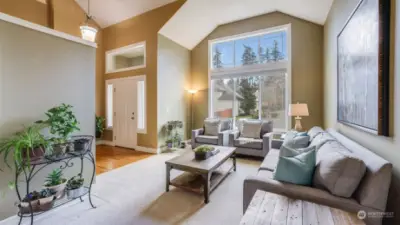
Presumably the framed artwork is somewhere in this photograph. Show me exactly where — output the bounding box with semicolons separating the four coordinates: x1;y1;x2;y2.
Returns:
337;0;390;136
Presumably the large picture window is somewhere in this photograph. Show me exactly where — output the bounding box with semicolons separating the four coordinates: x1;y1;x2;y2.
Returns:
209;25;291;130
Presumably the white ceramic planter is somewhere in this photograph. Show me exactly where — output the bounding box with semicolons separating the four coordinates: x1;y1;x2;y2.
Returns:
66;186;85;200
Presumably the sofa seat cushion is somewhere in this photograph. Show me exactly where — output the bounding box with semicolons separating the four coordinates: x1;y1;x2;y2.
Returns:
313;143;366;198
195;135;218;145
259;149;280;171
234;137;263;150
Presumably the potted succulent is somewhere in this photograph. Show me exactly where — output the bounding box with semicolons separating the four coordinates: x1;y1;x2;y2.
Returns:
44;169;67;198
95;116;105;139
37;104;80;155
66;175;85;200
0;125;51;169
193;145;220;160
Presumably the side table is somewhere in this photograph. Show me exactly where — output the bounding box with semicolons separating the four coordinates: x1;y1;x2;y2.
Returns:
270;132;286;149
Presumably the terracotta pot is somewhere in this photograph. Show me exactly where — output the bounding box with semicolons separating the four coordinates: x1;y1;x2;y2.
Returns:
38;196;56;211
19;200;40;214
45;179;67;199
22;147;45;162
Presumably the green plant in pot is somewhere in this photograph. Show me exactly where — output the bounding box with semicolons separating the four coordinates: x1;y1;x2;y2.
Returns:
44;169;67;199
66;174;85;200
38;104;80;155
0;124;50;169
20;188;56;213
193;145;218;160
96;116;105;138
161;121;183;149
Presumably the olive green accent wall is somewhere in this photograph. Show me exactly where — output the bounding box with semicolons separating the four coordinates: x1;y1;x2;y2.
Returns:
191;12;324;130
324;0;399;223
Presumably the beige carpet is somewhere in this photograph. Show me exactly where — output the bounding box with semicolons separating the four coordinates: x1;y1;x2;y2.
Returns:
1;150;261;225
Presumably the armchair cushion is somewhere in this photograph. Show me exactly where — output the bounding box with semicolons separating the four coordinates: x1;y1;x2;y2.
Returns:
260;120;273;138
241;120;262;139
195;135;219;145
234;137;263;150
204;118;221;136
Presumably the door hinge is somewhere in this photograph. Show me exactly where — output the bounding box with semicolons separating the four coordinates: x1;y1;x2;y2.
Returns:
114;136;116;140
114;87;116;92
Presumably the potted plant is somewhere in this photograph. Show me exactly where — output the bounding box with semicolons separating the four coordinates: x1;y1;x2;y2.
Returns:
73;138;90;152
160;121;183;149
44;169;67;198
193;145;219;160
66;175;85;200
38;188;56;211
37;104;80;154
96;116;105;138
166;139;173;149
0;125;50;169
19;189;56;213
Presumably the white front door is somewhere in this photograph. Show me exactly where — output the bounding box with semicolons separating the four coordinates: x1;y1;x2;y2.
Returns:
114;79;138;149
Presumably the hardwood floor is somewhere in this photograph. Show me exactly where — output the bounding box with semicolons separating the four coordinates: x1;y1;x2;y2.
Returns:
96;145;153;175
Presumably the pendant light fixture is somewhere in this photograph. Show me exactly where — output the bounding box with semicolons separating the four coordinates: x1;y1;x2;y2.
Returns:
80;0;98;42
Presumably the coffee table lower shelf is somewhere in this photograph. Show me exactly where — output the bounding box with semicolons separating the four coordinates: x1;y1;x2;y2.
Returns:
170;166;234;194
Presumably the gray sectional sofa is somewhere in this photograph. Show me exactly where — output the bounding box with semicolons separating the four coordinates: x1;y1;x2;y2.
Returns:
243;127;392;225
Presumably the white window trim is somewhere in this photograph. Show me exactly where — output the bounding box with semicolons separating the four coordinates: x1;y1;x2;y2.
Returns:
105;41;146;74
105;75;147;134
208;24;292;131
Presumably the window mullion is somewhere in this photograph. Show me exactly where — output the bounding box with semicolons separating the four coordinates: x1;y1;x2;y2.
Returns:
233;78;237;128
258;76;262;120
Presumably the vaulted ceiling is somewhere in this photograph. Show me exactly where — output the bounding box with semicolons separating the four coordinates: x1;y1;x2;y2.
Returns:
76;0;334;49
75;0;176;28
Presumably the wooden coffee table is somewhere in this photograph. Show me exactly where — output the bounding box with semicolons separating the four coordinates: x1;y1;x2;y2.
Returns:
165;146;236;203
240;190;365;225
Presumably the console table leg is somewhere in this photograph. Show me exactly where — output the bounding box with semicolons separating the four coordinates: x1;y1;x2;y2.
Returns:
203;173;211;204
233;154;237;172
166;165;171;192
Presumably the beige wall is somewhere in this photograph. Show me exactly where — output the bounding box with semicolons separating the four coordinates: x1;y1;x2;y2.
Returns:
102;0;185;148
191;12;324;130
157;34;191;147
0;0;105;118
0;19;96;220
324;0;399;223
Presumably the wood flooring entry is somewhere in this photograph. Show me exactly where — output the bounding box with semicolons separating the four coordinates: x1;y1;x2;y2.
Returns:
96;145;152;175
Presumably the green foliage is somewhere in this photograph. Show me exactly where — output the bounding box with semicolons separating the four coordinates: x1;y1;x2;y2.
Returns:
238;77;258;116
39;104;80;141
96;116;105;134
44;169;66;187
266;48;271;62
213;47;223;69
0;124;49;169
241;45;257;65
160;121;183;147
194;145;214;153
67;175;84;190
22;189;55;202
271;40;283;62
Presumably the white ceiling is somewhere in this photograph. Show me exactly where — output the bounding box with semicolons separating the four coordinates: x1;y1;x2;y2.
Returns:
75;0;177;28
159;0;334;49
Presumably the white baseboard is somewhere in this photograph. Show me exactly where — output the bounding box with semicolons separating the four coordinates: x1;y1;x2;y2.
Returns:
96;140;115;146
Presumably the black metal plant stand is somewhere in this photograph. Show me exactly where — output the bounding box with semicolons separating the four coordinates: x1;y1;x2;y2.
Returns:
14;135;96;225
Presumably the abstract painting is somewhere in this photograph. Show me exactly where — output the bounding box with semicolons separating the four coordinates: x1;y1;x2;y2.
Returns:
337;0;390;136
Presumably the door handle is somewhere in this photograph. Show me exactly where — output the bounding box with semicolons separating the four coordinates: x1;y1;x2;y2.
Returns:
132;112;135;115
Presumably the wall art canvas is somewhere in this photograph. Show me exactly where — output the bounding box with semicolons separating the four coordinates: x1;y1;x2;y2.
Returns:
337;0;390;136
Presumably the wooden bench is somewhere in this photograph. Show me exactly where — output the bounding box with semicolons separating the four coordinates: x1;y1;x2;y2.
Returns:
240;190;365;225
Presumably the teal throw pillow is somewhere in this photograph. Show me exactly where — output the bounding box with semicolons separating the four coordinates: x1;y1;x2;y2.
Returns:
282;132;310;149
273;145;316;186
296;132;308;136
279;144;315;157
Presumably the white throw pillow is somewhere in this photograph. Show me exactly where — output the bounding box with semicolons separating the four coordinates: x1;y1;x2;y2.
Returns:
241;120;262;139
204;119;221;136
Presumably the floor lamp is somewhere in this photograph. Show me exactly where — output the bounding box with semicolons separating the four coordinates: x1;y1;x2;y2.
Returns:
188;90;198;136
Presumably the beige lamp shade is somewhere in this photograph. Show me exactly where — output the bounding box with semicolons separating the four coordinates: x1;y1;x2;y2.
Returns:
288;103;309;117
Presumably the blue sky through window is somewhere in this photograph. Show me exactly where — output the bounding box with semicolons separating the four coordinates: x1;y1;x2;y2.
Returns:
212;30;287;68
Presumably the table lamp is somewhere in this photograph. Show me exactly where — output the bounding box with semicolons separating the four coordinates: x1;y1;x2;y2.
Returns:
288;103;309;131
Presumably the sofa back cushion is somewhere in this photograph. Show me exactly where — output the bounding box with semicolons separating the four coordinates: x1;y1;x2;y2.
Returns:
326;128;392;211
307;126;324;141
309;132;336;151
313;142;366;198
241;120;262;139
204;119;221;136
